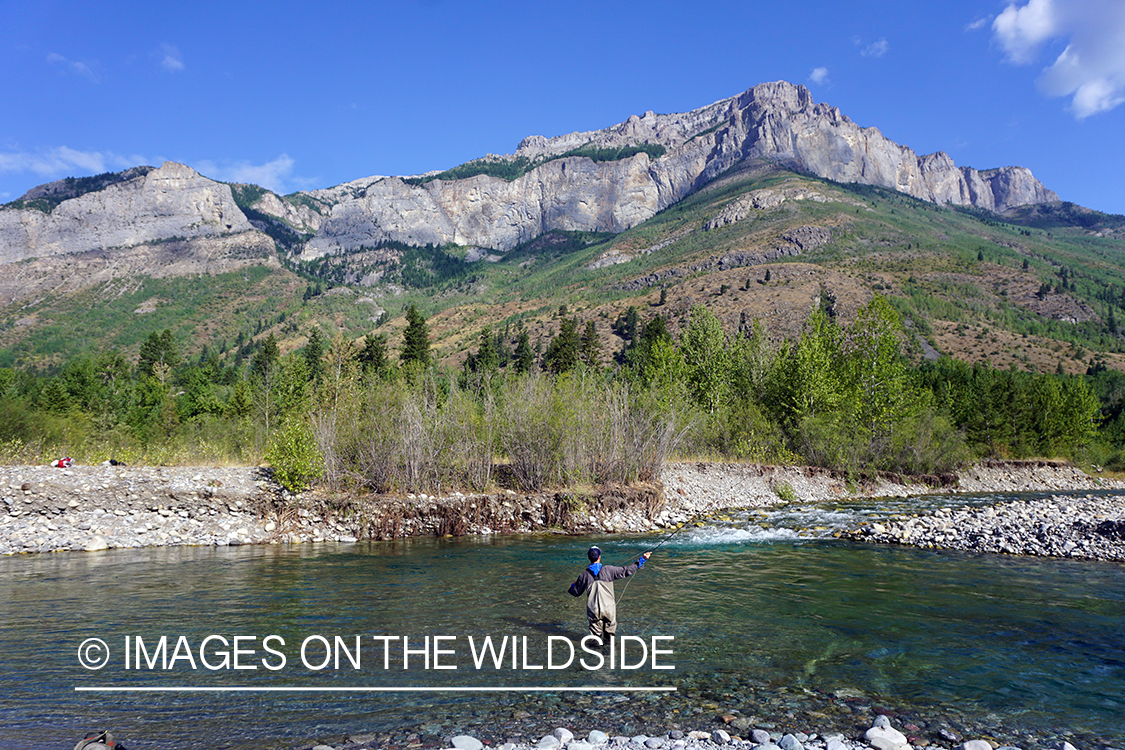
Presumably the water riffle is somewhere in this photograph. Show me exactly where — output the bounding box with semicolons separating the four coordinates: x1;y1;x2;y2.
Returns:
1;492;1122;750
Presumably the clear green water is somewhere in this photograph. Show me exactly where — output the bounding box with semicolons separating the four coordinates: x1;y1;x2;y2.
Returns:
1;495;1123;749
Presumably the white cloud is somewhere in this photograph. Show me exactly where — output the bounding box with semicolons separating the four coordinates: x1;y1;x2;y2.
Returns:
966;17;992;31
50;146;109;173
861;39;889;58
0;147;145;180
808;67;830;85
992;0;1125;118
993;0;1058;63
47;52;98;82
194;155;296;193
159;43;184;72
0;149;300;194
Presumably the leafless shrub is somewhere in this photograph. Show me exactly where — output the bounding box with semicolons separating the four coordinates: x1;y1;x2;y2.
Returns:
497;372;564;492
311;369;683;496
441;381;494;492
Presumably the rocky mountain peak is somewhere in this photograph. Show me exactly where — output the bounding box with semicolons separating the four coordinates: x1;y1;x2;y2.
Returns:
739;80;817;114
296;81;1058;258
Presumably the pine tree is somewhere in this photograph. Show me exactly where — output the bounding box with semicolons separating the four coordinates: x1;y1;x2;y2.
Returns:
494;331;511;368
225;378;253;420
543;317;581;374
400;304;432;367
304;327;325;383
358;333;389;377
38;377;70;414
250;333;282;436
467;327;499;373
513;329;534;374
137;329;179;378
625;306;639;344
251;334;280;382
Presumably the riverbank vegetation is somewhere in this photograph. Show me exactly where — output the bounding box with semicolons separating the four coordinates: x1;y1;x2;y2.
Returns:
0;297;1110;492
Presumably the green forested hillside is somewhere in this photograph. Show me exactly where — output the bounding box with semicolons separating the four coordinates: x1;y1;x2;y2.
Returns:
3;164;1125;482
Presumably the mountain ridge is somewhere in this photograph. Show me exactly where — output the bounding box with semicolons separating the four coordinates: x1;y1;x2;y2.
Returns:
1;80;1059;270
6;79;1121;379
293;81;1058;259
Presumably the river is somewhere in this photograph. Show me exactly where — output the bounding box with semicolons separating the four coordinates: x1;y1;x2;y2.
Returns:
1;492;1122;750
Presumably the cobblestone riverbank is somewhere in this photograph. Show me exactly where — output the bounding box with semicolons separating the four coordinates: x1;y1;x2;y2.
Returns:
2;460;1123;556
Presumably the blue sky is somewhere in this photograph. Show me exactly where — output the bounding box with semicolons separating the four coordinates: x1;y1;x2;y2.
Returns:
2;0;1124;214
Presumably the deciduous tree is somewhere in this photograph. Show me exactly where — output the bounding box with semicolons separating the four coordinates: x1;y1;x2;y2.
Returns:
679;306;729;414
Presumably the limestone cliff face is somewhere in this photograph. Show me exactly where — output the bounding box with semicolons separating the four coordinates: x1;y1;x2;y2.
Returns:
0;82;1061;268
248;190;327;234
302;154;665;258
728;82;1059;211
298;81;1057;258
0;162;255;264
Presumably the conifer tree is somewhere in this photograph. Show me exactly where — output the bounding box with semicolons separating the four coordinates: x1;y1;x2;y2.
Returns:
304;327;325;383
543;317;581;374
358;333;389;377
400;304;432;368
138;329;179;379
250;333;282;436
494;330;511;368
476;328;499;372
580;321;601;368
625;306;639;343
225;378;252;420
513;329;534;374
251;334;280;382
464;327;499;375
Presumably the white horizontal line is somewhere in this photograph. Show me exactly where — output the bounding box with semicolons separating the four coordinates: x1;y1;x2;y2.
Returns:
75;686;676;693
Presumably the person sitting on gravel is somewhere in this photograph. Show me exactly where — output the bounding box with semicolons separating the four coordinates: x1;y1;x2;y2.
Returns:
567;546;652;646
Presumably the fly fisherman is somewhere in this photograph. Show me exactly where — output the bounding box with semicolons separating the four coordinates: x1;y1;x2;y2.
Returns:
568;546;652;646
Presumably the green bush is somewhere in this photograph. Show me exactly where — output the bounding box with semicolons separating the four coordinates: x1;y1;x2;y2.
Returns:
772;481;798;504
266;417;324;492
683;400;797;465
